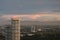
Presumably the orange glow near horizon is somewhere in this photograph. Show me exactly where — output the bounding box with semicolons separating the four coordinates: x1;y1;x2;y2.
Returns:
28;15;40;19
1;13;60;21
11;15;20;20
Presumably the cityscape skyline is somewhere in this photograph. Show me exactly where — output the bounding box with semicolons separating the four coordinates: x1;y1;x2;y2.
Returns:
0;0;60;40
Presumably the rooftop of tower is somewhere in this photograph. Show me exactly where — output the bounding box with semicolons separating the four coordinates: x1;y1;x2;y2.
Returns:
11;16;20;21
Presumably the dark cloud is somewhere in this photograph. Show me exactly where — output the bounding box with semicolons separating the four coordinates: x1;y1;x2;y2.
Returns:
0;0;60;14
52;10;60;12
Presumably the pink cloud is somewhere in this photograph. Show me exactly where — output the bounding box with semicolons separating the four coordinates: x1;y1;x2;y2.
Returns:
1;13;60;21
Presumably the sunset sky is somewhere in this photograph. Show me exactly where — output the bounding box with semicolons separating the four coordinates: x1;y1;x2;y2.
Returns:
0;0;60;25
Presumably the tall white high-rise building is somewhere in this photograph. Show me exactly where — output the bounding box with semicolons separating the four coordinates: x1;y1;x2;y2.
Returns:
5;16;20;40
31;26;36;32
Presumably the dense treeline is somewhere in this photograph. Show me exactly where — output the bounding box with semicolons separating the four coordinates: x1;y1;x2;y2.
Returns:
21;32;60;40
0;33;5;40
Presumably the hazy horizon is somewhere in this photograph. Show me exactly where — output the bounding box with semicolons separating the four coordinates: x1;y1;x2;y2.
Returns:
0;14;60;25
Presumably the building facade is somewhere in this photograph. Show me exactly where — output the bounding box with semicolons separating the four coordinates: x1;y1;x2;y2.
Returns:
5;16;20;40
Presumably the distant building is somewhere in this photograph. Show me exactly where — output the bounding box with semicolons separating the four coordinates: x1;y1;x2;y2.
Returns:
31;26;36;32
5;27;12;40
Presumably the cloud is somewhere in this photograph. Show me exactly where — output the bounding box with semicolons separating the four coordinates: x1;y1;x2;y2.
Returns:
51;10;60;12
0;13;60;25
1;13;60;20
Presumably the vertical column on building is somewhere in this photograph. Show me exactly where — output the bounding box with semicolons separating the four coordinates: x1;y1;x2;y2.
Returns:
11;17;20;40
